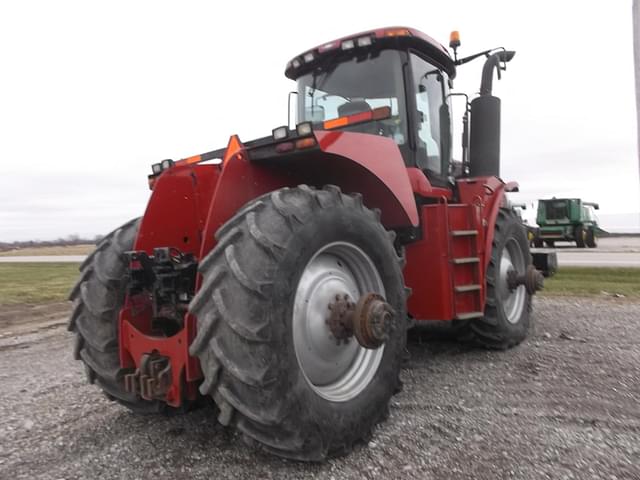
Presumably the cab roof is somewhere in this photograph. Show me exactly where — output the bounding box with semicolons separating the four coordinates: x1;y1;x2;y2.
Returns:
285;26;456;80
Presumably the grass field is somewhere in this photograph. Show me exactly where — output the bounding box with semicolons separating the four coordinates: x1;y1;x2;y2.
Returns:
0;263;637;307
541;267;640;298
0;263;80;305
0;244;94;256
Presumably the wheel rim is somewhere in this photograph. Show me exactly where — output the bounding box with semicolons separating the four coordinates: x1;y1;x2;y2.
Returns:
293;242;385;402
498;238;527;324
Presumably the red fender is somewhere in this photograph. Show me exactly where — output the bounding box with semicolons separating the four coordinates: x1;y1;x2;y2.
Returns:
198;132;420;257
121;131;424;402
457;176;509;269
134;131;420;262
315;131;419;227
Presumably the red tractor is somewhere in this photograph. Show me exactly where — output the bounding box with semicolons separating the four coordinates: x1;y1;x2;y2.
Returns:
69;27;543;460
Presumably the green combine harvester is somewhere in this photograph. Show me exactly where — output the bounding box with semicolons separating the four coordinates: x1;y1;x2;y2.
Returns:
533;198;601;248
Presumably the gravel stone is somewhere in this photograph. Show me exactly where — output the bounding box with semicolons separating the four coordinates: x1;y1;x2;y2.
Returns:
0;296;639;479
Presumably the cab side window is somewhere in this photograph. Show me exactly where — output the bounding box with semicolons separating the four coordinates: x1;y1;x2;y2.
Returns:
410;53;450;178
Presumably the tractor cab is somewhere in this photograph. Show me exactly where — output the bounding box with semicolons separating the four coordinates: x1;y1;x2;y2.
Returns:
287;27;455;186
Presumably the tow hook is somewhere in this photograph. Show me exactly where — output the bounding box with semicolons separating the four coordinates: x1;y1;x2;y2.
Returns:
124;352;172;401
326;292;396;349
507;265;544;295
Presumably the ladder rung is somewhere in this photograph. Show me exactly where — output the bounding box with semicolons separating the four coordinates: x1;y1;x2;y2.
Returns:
454;284;481;293
451;257;480;265
451;230;478;237
455;311;484;320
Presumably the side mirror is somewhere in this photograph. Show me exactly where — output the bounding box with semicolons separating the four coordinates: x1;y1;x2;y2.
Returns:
288;91;298;129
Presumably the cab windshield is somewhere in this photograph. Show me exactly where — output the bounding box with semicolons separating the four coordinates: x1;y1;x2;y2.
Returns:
296;49;408;146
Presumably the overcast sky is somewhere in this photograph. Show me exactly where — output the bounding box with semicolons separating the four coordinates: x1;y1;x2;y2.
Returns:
1;0;638;241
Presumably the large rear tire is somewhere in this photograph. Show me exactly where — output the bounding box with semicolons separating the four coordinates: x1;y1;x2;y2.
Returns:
457;208;532;349
575;225;586;248
189;185;407;460
586;228;597;248
68;218;171;413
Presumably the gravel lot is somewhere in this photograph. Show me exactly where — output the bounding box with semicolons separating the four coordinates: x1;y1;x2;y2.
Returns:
1;296;639;479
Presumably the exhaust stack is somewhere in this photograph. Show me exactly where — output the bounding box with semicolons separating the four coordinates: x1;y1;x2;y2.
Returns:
469;50;515;178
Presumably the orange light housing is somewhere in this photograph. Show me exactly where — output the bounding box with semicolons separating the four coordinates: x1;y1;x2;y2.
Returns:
295;138;316;149
384;28;411;37
322;106;392;131
323;116;349;130
449;30;461;48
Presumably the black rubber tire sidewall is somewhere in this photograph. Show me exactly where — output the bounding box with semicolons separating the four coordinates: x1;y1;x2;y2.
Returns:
269;200;406;454
575;226;586;248
586;228;597;248
483;210;532;345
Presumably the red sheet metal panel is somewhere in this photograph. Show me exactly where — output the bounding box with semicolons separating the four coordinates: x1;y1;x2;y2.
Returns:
135;163;220;258
316;131;419;227
456;176;507;269
404;204;454;320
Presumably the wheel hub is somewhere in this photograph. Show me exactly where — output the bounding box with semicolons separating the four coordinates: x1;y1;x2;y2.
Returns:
507;265;544;295
292;242;387;402
352;293;395;349
326;292;396;349
326;294;355;344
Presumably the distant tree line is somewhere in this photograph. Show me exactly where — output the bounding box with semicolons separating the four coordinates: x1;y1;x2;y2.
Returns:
0;234;104;252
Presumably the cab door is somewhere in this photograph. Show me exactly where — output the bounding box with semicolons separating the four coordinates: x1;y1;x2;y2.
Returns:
408;52;452;187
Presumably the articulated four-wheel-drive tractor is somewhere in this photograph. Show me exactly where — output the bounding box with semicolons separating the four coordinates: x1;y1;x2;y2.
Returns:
69;27;543;460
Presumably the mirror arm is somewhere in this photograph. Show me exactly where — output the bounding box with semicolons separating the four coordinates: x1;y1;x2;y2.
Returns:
455;48;495;66
447;92;471;175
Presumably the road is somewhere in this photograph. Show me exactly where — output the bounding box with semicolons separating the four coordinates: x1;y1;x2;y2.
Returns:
551;237;640;268
1;296;639;479
556;251;640;267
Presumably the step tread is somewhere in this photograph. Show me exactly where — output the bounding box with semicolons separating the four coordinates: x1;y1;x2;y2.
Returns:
451;257;480;264
455;311;484;320
454;284;481;293
451;230;479;237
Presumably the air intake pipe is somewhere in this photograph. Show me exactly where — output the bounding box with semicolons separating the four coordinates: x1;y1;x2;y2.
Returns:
469;50;515;178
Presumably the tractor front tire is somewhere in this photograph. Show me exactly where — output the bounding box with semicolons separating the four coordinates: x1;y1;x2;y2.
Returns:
68;218;170;413
575;226;586;248
586;228;597;248
189;185;407;461
544;240;555;248
457;208;532;349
